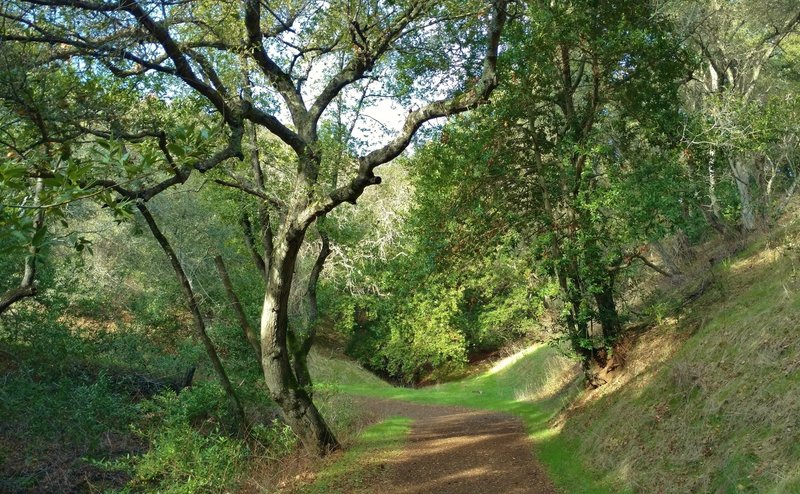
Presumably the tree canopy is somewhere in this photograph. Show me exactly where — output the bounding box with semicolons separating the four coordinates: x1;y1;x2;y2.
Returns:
1;1;798;485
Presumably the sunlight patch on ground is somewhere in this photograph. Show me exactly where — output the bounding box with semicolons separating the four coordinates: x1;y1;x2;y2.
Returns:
728;245;783;274
514;356;579;403
486;345;542;376
530;427;560;441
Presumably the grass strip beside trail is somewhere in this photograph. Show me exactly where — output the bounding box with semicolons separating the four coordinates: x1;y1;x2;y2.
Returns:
297;417;412;494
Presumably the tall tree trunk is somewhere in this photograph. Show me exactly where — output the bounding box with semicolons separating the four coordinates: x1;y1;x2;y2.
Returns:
731;156;757;232
288;220;331;396
137;203;247;428
260;223;338;455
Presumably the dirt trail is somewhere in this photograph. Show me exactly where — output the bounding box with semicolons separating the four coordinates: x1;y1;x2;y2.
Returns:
357;398;558;494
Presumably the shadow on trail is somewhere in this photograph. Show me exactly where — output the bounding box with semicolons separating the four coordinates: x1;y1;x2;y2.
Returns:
336;345;614;493
360;399;557;494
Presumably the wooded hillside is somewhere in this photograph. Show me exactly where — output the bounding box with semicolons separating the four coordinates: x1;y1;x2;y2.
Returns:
1;0;798;492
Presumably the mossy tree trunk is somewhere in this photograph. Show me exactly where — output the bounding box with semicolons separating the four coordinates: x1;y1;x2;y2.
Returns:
260;216;338;454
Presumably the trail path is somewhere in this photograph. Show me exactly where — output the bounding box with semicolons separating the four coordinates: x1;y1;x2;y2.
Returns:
357;398;558;494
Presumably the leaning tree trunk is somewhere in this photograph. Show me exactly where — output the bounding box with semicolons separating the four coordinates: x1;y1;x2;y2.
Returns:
137;203;247;428
260;223;338;454
214;255;262;361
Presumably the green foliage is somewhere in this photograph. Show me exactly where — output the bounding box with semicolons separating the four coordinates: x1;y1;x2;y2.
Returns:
321;292;358;337
378;283;469;382
338;235;543;382
123;420;244;494
352;0;694;374
0;369;136;448
0;369;139;493
324;0;705;382
329;149;549;382
668;0;800;232
120;384;248;494
250;420;299;460
1;258;246;492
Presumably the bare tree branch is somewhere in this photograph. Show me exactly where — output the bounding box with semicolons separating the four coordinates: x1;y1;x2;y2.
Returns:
244;0;308;126
311;0;508;223
308;0;431;125
633;253;675;278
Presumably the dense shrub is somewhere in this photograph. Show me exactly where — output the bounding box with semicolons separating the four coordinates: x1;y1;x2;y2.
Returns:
119;383;248;494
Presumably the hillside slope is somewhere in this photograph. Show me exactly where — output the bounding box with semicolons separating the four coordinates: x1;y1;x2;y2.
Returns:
561;222;800;493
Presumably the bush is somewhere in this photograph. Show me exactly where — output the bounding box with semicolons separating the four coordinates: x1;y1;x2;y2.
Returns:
121;383;249;493
250;420;298;461
124;420;246;494
354;285;469;383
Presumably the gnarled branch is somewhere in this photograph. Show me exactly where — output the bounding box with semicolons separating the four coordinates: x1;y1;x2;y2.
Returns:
310;0;508;224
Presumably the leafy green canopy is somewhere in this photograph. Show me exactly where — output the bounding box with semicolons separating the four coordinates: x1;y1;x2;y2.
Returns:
330;0;701;381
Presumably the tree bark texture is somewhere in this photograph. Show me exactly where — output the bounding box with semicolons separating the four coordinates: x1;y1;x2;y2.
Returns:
260;222;338;454
289;221;331;396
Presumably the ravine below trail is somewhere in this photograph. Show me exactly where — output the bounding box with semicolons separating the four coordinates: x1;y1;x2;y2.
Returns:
358;398;558;494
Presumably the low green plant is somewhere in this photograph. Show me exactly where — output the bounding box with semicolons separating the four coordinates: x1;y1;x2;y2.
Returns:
123;420;246;494
250;420;298;460
0;369;136;446
119;384;249;493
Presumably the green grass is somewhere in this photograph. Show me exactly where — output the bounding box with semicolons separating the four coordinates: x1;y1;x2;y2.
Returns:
335;344;623;493
297;417;412;494
310;351;391;389
558;223;800;493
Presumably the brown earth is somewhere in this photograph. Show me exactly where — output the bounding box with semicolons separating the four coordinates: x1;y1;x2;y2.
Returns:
357;398;558;494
